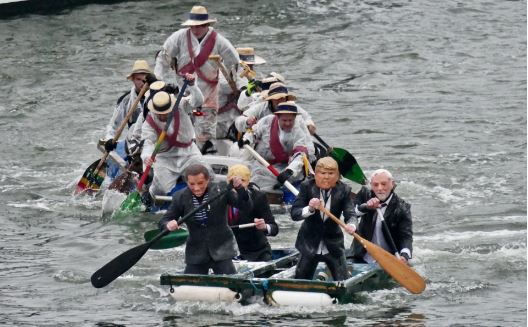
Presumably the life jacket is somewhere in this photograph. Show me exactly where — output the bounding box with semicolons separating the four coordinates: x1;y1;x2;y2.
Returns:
269;116;308;164
145;112;193;150
177;29;218;86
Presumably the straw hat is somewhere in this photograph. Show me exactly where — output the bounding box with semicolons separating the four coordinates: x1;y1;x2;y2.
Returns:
144;81;167;106
274;101;300;115
147;91;176;115
236;47;266;65
262;82;296;101
260;72;286;91
126;60;152;80
181;5;217;26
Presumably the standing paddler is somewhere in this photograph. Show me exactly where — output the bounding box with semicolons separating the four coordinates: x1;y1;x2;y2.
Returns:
154;5;240;155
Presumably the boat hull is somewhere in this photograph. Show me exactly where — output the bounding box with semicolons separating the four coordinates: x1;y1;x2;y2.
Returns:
160;250;393;306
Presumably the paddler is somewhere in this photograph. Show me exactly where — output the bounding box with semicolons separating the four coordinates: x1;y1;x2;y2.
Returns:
100;59;152;178
234;82;317;136
291;156;357;281
159;163;252;274
350;169;414;265
154;5;239;155
212;47;267;149
238;101;315;191
226;164;279;261
139;74;208;209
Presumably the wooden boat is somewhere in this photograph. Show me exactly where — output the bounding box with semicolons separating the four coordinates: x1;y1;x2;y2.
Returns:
159;249;394;306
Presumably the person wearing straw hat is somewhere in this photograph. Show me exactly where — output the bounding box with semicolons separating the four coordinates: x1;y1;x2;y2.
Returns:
127;80;179;148
350;169;413;265
154;5;239;152
215;47;267;144
140;74;208;205
239;101;315;191
100;59;152;179
234;82;316;136
291;156;357;281
226;164;279;261
237;71;283;112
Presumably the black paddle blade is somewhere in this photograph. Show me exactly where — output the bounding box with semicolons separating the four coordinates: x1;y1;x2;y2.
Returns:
90;242;150;288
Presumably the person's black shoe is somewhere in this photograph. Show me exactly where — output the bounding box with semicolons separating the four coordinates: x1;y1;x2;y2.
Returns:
200;140;217;155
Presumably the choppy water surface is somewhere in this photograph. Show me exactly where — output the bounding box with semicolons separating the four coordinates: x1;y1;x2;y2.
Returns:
0;0;526;326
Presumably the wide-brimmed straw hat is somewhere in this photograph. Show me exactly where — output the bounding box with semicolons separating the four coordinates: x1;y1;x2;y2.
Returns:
236;47;266;65
126;60;152;80
262;82;296;101
147;91;176;115
144;81;167;105
260;72;286;91
181;5;217;26
274;101;300;115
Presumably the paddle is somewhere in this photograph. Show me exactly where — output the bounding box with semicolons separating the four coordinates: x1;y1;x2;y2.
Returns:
313;133;367;185
319;205;426;294
117;80;189;215
209;54;239;95
75;159;107;195
245;143;426;294
75;82;150;195
143;223;257;250
91;185;231;288
358;203;403;259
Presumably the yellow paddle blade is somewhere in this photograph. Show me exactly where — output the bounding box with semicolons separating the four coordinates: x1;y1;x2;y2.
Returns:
352;233;426;294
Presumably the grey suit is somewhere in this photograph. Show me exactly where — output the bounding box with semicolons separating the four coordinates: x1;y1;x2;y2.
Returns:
159;181;252;273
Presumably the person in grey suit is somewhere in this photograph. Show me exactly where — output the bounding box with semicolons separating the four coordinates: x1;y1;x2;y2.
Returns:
158;163;252;274
350;169;413;265
291;157;357;281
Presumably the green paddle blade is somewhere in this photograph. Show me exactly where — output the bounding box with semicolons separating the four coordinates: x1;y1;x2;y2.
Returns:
144;228;189;250
330;147;367;185
113;191;142;218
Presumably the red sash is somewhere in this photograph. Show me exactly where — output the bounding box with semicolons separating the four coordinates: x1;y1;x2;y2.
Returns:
178;29;218;86
269;116;308;164
146;113;193;149
218;94;241;114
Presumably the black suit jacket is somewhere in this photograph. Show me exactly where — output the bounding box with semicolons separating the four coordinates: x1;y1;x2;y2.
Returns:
291;178;356;257
158;181;252;265
350;186;413;260
229;184;279;255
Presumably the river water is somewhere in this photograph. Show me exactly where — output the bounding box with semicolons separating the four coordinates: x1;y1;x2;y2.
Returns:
0;0;526;326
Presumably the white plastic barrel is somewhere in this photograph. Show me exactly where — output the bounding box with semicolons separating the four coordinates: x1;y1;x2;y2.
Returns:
269;291;337;306
169;286;241;303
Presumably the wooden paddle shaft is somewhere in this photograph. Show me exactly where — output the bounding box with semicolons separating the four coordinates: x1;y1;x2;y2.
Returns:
91;82;150;175
239;61;257;80
208;54;238;94
320;205;425;294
